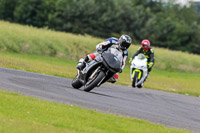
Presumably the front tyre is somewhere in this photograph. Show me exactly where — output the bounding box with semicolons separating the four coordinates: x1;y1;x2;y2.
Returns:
71;74;83;89
84;71;105;92
132;71;139;87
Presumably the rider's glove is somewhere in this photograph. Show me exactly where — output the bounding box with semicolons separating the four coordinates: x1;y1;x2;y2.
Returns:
129;58;133;64
148;62;153;68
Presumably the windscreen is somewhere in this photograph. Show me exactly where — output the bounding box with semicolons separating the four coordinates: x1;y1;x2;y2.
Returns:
108;48;123;63
137;54;146;60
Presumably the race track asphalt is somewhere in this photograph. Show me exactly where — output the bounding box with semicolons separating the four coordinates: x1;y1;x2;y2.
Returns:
0;67;200;132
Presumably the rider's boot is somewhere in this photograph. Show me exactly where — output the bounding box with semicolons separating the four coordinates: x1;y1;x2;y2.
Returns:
147;72;150;79
77;61;86;70
107;74;118;83
147;67;152;79
77;56;89;70
144;72;149;82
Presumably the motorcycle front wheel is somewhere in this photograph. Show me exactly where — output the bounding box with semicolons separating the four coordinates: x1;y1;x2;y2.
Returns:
132;71;139;87
84;71;105;92
71;74;83;89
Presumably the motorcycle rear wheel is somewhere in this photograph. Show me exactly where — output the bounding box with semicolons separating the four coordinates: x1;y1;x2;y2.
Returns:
137;83;143;88
71;74;83;89
84;71;105;92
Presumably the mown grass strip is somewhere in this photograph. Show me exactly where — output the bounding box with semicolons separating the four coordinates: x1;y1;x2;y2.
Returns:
0;90;191;133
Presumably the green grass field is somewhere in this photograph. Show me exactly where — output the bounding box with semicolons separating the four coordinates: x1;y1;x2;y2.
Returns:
0;21;199;132
0;21;200;73
0;90;191;133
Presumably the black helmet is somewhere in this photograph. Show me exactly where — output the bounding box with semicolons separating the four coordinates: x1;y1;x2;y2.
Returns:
119;34;132;51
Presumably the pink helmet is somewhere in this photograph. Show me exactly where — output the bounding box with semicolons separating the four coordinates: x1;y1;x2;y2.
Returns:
141;39;150;50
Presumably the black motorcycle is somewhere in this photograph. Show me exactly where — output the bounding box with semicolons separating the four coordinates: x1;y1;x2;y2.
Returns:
71;47;123;92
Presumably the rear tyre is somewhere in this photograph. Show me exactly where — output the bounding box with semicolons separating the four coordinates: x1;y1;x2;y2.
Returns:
71;74;83;89
84;71;105;92
137;83;143;88
132;71;139;87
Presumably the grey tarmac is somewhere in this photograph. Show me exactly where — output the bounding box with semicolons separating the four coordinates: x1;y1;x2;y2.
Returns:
0;67;200;132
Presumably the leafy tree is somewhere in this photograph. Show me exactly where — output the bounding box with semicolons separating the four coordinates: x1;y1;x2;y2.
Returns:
0;0;199;54
0;0;18;21
14;0;55;27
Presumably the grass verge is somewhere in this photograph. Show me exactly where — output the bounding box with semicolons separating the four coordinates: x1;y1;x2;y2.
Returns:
0;90;191;133
0;21;200;73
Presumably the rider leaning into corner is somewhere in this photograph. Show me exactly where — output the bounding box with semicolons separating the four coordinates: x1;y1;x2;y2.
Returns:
129;39;155;78
77;34;132;83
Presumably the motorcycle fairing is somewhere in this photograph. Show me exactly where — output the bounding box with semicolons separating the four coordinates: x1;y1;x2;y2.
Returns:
131;68;147;85
79;57;103;85
102;53;122;72
130;54;148;86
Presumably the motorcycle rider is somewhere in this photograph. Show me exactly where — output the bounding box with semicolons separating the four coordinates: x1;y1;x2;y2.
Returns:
129;39;154;78
77;34;132;83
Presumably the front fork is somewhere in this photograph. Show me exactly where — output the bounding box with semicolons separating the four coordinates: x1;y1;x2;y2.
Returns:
89;66;101;80
86;66;106;87
131;69;142;81
96;69;109;87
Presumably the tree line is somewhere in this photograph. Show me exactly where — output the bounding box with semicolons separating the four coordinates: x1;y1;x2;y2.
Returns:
0;0;200;54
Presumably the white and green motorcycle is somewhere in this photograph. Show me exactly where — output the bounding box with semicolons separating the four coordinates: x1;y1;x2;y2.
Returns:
130;54;148;88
